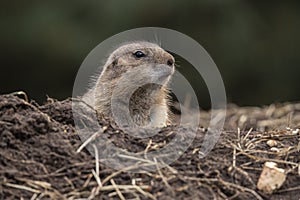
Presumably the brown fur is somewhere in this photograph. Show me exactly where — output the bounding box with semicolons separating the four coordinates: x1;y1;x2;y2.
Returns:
87;41;175;127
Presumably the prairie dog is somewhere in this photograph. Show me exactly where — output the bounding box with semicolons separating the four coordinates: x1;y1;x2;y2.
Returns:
84;42;175;127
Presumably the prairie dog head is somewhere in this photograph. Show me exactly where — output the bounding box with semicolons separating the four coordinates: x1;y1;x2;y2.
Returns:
99;42;174;82
94;41;175;127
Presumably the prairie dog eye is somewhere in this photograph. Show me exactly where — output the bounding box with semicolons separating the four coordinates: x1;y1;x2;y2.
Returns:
133;50;146;58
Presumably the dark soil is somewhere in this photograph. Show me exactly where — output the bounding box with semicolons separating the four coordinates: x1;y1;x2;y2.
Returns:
0;93;300;200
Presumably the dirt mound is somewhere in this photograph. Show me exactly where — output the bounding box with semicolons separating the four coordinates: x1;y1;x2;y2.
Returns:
0;94;299;199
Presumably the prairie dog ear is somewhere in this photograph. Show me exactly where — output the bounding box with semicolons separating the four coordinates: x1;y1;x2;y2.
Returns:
116;57;129;66
112;59;118;66
102;59;128;80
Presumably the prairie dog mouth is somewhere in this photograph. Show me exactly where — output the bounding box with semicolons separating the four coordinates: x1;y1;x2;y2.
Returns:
150;64;174;83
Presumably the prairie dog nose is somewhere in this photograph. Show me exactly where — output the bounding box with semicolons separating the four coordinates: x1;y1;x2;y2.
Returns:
167;58;174;66
163;52;175;67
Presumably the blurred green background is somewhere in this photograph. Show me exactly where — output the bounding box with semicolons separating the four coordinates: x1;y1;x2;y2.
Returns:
1;1;300;109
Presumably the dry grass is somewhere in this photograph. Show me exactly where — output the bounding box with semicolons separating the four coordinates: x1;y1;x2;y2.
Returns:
0;93;300;199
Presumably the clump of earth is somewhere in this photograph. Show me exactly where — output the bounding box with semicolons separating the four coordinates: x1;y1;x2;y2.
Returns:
0;93;299;199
